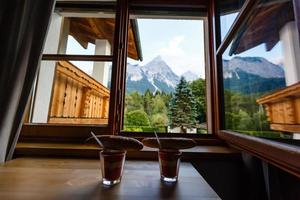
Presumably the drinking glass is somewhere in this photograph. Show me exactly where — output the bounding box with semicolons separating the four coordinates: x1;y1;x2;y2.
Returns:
100;150;126;186
158;149;182;182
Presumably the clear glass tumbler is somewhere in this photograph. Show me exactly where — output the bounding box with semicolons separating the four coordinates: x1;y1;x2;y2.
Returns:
100;150;126;186
158;149;182;182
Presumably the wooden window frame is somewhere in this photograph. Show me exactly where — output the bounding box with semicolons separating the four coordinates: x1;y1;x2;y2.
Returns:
212;0;300;177
119;3;214;136
20;0;222;144
21;0;124;139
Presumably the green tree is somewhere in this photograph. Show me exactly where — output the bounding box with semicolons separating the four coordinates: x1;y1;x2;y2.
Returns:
236;109;252;130
161;92;172;108
224;89;272;132
151;113;168;127
189;78;206;123
143;89;153;116
169;77;197;132
124;110;150;126
252;110;269;131
152;95;167;115
125;92;144;112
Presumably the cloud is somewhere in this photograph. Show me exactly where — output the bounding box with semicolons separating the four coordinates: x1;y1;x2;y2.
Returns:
159;36;185;57
157;36;205;78
269;57;283;66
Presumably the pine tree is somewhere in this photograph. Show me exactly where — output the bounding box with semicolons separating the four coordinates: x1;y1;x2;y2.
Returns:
143;89;153;116
189;78;206;123
169;77;197;133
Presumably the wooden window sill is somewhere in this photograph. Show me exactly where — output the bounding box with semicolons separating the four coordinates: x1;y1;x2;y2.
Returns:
15;142;240;160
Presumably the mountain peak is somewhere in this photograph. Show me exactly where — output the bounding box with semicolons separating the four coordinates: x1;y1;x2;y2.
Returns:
225;56;284;78
153;55;163;61
141;55;180;89
143;55;171;72
182;70;198;82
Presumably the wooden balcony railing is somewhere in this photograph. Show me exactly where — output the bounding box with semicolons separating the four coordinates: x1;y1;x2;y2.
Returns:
48;61;110;124
257;82;300;133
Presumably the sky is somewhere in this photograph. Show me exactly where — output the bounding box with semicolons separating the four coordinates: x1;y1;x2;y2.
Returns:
66;36;96;76
128;19;206;78
66;14;284;78
66;18;206;78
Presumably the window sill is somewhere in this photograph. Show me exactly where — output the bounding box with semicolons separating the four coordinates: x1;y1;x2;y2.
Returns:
14;142;240;161
20;124;223;145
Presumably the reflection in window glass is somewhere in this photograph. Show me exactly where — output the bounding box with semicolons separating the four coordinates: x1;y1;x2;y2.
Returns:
217;0;246;41
222;0;300;140
123;18;207;134
220;12;239;40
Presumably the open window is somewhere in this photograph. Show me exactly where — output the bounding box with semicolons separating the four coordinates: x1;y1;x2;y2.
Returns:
21;1;214;141
121;8;209;134
217;0;300;142
214;0;300;177
22;2;120;137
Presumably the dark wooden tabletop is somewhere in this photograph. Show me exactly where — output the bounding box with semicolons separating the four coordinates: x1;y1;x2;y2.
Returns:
0;157;221;200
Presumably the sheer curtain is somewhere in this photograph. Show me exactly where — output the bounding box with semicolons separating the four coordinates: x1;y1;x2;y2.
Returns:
0;0;54;162
293;0;300;39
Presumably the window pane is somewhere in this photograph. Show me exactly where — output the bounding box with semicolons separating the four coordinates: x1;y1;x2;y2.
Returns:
28;60;112;126
123;16;208;134
217;0;246;41
43;7;115;55
222;0;300;141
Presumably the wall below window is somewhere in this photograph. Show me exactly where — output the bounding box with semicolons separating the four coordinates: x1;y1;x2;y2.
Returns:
192;152;300;200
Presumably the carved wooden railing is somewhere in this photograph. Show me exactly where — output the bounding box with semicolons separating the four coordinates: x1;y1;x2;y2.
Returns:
49;61;110;124
257;82;300;133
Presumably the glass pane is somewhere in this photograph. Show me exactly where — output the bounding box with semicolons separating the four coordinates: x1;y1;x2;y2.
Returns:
123;16;208;134
217;0;246;41
43;8;115;55
222;0;300;141
29;60;112;125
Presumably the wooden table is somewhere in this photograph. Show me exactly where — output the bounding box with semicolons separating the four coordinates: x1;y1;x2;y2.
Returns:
0;158;221;200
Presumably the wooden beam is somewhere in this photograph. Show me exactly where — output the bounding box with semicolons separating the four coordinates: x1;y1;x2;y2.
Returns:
109;0;130;135
86;18;114;45
48;117;108;124
208;0;221;134
130;0;208;8
42;54;113;61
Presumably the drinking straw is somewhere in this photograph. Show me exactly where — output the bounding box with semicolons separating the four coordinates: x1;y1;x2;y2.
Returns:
90;131;104;148
154;131;162;149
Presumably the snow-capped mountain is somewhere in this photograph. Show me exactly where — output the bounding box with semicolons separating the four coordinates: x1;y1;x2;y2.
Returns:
125;55;285;94
223;57;285;79
126;56;180;93
182;70;198;82
222;57;286;94
142;56;180;89
126;63;144;82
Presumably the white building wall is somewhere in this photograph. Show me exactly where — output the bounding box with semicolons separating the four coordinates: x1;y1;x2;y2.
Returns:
92;39;111;87
280;21;300;138
168;126;197;134
32;13;65;123
280;21;300;86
